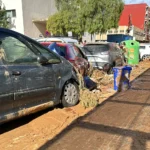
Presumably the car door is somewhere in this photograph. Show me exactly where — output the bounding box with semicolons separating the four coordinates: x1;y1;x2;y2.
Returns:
0;31;58;111
0;52;14;120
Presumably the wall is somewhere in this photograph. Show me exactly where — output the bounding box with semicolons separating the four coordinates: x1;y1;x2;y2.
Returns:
82;32;96;43
96;26;128;41
95;26;145;42
2;0;24;34
22;0;57;38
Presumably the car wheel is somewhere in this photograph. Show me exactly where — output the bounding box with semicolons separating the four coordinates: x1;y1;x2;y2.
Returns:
142;55;147;61
107;66;113;74
103;63;113;74
62;82;79;107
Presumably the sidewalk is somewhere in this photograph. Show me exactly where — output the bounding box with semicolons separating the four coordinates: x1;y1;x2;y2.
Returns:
39;69;150;150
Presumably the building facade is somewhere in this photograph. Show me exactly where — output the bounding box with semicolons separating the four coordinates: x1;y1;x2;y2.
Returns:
96;3;150;42
96;25;145;42
2;0;57;38
2;0;24;34
119;3;150;42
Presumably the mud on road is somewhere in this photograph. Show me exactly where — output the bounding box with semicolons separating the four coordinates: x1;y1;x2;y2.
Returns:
0;61;150;150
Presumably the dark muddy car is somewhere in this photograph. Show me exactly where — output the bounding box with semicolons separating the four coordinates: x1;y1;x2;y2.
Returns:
83;42;124;73
0;28;79;124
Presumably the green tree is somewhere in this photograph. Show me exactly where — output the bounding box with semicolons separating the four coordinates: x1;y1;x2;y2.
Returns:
83;0;124;34
47;0;124;37
0;0;9;28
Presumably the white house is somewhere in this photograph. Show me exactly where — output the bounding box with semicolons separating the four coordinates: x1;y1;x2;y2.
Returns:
2;0;57;38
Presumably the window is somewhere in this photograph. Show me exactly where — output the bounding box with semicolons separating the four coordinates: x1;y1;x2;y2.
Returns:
56;46;66;57
84;44;109;55
6;10;16;18
120;30;124;33
73;46;83;58
0;33;37;64
0;32;61;64
67;46;76;60
114;30;118;33
108;30;113;33
28;41;61;64
140;46;146;49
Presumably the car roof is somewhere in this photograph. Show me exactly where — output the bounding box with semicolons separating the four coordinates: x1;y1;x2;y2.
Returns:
85;42;109;45
140;43;150;46
55;42;68;47
37;37;78;43
0;28;35;42
37;38;63;42
0;27;24;37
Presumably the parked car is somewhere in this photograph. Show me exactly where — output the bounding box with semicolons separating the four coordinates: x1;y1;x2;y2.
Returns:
40;42;90;76
37;37;78;44
83;42;124;73
0;28;79;124
139;43;150;61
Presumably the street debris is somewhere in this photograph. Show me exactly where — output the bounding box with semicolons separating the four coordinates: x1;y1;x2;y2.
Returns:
80;89;99;108
79;69;114;108
1;61;150;150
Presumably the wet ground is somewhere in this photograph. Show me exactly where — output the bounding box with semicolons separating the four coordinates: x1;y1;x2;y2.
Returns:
0;61;150;150
38;68;150;150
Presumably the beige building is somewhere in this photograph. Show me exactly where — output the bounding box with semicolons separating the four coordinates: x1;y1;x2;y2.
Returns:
96;26;145;42
2;0;57;38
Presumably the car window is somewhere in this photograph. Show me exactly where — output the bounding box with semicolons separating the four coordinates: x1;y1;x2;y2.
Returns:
110;44;121;52
0;33;38;64
28;41;61;64
67;45;76;60
48;43;66;58
83;44;109;55
57;46;66;57
73;46;83;58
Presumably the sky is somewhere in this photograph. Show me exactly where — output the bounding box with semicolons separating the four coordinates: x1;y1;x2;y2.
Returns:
125;0;150;5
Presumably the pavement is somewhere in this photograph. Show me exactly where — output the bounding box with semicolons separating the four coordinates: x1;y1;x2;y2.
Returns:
38;68;150;150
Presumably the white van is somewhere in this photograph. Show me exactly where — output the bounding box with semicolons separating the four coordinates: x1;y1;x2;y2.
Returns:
36;37;78;44
139;43;150;60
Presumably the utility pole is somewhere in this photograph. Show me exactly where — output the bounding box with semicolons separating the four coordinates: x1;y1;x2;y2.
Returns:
127;14;132;34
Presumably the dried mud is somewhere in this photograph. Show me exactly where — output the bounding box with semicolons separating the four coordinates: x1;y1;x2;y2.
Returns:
1;61;150;150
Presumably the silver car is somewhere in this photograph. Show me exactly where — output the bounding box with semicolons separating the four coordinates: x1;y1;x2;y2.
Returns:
83;42;124;73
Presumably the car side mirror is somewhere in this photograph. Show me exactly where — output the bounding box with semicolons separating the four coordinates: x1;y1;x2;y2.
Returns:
37;55;48;64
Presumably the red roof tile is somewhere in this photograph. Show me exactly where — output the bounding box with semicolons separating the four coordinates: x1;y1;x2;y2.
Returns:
119;3;147;30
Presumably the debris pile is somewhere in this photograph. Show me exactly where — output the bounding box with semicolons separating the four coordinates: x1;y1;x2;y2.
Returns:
80;89;99;108
91;69;114;86
79;69;114;108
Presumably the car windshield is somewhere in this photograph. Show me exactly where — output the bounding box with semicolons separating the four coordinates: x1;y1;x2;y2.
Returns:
67;45;76;60
27;41;61;64
48;43;66;57
58;46;66;57
83;44;109;55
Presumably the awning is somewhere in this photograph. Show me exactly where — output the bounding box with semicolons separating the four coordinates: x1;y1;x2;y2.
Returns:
32;19;48;24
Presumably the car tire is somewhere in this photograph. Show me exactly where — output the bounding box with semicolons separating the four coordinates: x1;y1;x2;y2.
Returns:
103;63;113;74
142;55;147;61
107;66;113;74
62;82;79;107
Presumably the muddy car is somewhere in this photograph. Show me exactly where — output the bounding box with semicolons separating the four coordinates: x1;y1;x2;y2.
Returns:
83;42;124;73
0;28;79;124
40;42;90;76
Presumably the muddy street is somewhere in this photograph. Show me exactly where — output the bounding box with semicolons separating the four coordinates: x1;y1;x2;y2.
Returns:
0;62;150;150
39;69;150;150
